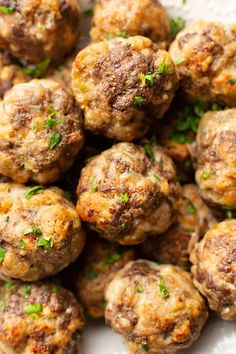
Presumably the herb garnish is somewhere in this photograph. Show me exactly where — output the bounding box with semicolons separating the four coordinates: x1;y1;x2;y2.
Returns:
49;132;61;150
140;73;154;87
24;303;43;315
25;186;44;199
22;59;50;78
0;248;6;263
159;276;169;299
0;5;16;14
120;192;129;204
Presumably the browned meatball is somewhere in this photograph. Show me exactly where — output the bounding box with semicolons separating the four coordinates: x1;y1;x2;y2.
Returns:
76;142;179;245
105;260;208;354
90;0;171;48
0;0;80;63
72;36;178;141
0;50;29;98
191;220;236;320
195;108;236;211
142;184;217;268
0;79;84;184
0;183;85;281
0;280;84;353
169;21;236;106
72;231;136;318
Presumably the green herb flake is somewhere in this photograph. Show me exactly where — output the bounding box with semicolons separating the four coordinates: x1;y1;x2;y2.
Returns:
19;240;26;249
170;17;186;37
37;236;53;250
64;191;72;199
23;226;42;237
24;303;43;315
226;210;233;219
85;269;98;280
91;185;97;193
25;186;44;199
49;132;61;150
187;205;196;215
229;79;236;86
140;73;154;87
136;284;144;293
211;103;222;111
154;174;161;181
0;5;16;14
120;192;129;204
144;144;155;161
159;276;169;299
141;344;149;352
52;287;60;294
105;33;114;40
4;281;15;293
0;300;6;312
83;8;93;17
156;58;170;75
22;59;50;78
104;251;121;265
45;116;58;129
134;96;144;106
200;170;213;181
118;32;129;38
23;285;31;298
0;248;6;263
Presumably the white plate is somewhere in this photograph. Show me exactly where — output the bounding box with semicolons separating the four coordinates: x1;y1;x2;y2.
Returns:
79;1;236;353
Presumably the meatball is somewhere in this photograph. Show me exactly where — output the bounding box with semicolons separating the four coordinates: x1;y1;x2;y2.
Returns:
72;36;178;141
0;50;29;98
0;280;84;353
191;220;236;320
105;260;208;354
195;108;236;211
0;79;84;184
76;142;179;245
142;184;217;268
90;0;171;48
169;21;236;107
0;183;85;281
72;231;136;318
0;0;80;63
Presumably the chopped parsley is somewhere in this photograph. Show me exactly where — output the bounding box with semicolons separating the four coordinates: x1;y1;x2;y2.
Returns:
4;281;15;293
229;79;236;86
136;284;144;293
24;303;43;315
141;344;149;352
156;58;170;75
144;144;155;161
23;226;42;237
159;276;169;299
0;248;6;263
85;269;98;280
170;17;186;37
91;185;97;192
104;251;121;265
227;210;233;219
23;285;31;298
83;8;93;17
37;236;53;250
120;192;129;204
0;5;16;14
49;132;61;150
154;174;161;181
200;170;213;181
52;287;60;293
140;73;154;87
89;176;97;193
187;204;196;215
134;96;144;106
45;105;66;129
22;59;50;78
19;240;26;249
105;32;129;40
25;186;44;199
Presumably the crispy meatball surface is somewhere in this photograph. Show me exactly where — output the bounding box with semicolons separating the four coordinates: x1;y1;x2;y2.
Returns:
0;50;29;98
142;184;217;268
90;0;171;48
0;183;85;281
0;79;84;184
195;108;236;210
169;21;236;106
0;0;80;63
76;143;179;245
72;36;178;141
73;232;136;318
0;280;84;354
105;260;208;354
191;220;236;320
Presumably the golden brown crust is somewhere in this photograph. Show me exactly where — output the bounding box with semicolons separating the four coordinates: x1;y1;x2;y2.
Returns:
105;260;208;354
142;184;217;268
191;220;236;320
0;79;84;184
195;108;236;209
90;0;171;48
0;280;84;353
0;0;80;63
76;142;179;245
73;232;136;318
169;21;236;106
0;183;85;281
72;36;178;141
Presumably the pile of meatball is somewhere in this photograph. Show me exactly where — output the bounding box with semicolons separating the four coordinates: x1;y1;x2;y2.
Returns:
0;0;235;353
